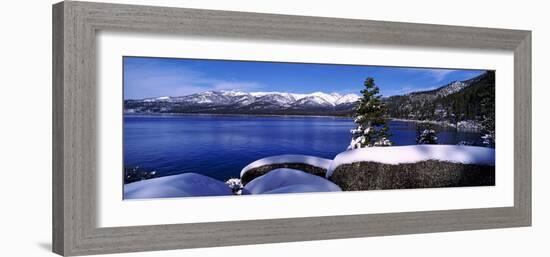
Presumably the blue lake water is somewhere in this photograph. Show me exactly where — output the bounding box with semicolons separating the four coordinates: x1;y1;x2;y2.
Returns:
124;114;483;181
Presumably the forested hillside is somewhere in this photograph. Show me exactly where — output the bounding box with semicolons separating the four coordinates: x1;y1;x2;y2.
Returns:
384;71;495;125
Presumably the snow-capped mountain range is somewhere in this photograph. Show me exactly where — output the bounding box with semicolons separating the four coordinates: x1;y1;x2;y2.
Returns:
126;91;360;116
141;90;361;107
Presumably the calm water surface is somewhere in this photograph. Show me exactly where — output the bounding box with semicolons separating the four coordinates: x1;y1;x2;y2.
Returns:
124;114;483;181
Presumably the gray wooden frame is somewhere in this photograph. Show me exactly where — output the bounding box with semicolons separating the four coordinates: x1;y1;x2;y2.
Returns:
52;1;531;256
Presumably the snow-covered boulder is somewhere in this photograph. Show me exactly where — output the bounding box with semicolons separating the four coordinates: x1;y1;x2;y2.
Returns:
327;145;495;191
124;173;233;199
244;168;341;195
240;155;332;185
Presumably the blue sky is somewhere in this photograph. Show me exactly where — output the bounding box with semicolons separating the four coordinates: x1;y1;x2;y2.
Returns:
124;56;487;100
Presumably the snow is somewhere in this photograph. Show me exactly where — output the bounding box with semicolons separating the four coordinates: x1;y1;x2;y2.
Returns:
220;90;248;97
143;96;171;102
295;96;333;106
310;92;340;105
326;145;496;178
249;91;276;97
225;178;244;195
124;173;233;199
250;91;307;101
244;168;341;194
256;93;296;105
373;137;392;146
436;81;468;97
336;94;360;105
197;95;213;104
348;135;366;150
240;154;332;177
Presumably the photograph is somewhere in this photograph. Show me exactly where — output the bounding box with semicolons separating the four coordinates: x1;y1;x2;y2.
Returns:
122;56;496;199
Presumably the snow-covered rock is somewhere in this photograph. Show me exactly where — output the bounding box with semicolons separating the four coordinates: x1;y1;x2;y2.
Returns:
241;154;332;178
240;155;333;184
327;145;495;178
124;173;233;199
244;168;341;194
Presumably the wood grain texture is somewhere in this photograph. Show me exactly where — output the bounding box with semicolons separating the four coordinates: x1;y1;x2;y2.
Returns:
514;32;532;224
52;2;65;254
52;1;532;256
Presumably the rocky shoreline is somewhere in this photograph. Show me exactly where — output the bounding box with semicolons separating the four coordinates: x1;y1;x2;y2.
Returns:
390;118;483;132
124;145;496;199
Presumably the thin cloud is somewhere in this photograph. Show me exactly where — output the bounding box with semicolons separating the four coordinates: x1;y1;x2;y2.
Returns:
212;81;262;92
383;85;438;96
403;68;456;82
426;69;455;82
124;63;263;99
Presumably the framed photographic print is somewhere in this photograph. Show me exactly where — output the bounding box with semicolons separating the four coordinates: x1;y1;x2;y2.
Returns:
52;1;531;256
122;57;496;198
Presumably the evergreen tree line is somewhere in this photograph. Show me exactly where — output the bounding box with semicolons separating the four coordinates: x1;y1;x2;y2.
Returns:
384;71;495;125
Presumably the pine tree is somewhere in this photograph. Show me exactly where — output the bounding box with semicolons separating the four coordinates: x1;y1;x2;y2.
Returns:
416;123;438;144
348;77;392;149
